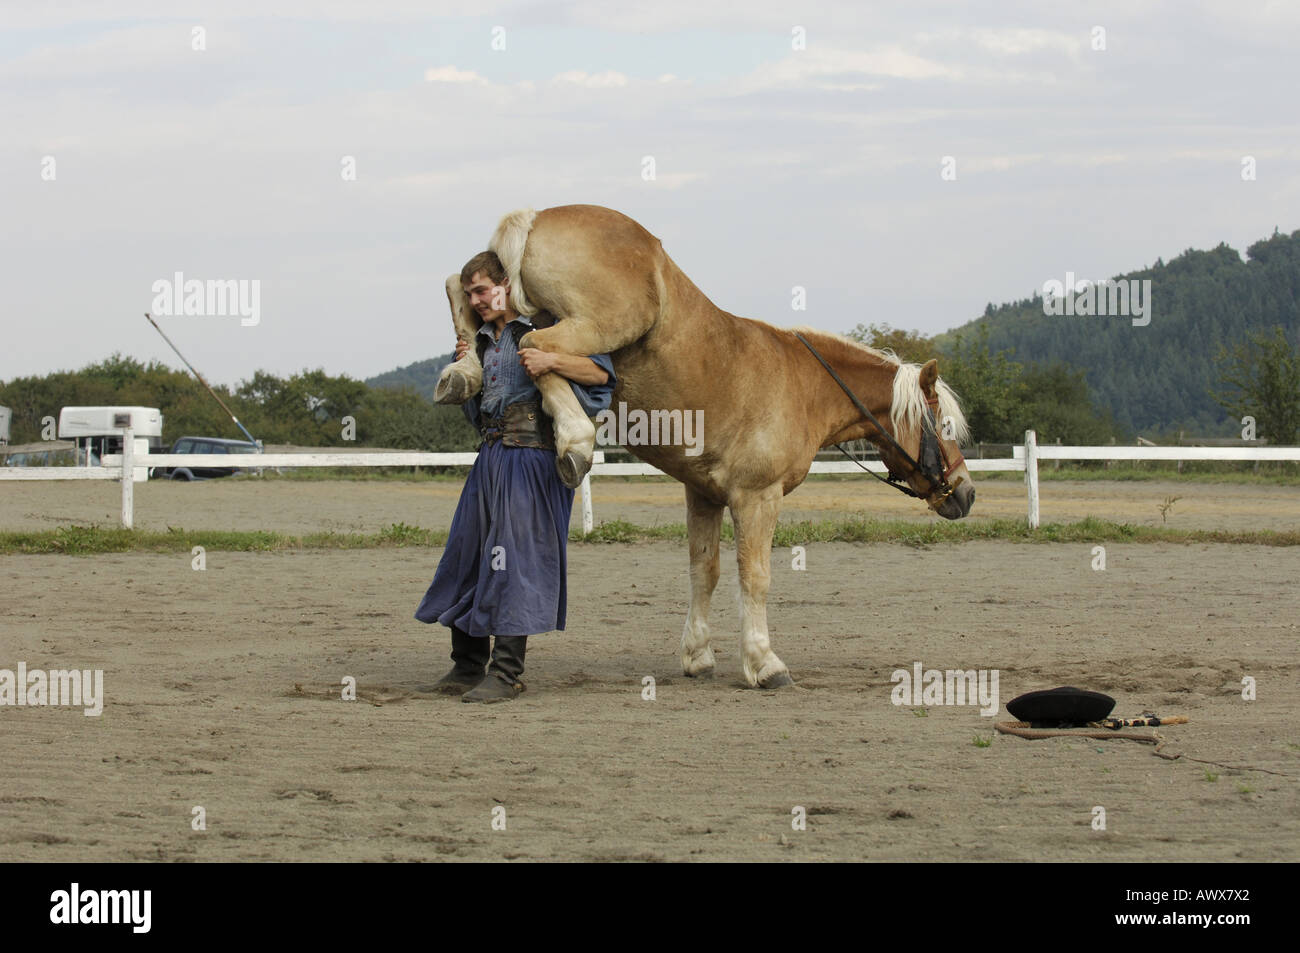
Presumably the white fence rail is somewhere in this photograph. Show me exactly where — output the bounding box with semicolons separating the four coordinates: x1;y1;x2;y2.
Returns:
3;429;1298;531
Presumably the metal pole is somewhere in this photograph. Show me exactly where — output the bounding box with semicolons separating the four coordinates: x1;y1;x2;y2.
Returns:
144;313;257;445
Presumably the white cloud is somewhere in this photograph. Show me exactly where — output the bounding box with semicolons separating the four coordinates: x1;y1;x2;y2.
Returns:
959;153;1048;173
648;171;707;190
751;46;961;90
969;27;1082;58
550;70;628;88
424;66;489;84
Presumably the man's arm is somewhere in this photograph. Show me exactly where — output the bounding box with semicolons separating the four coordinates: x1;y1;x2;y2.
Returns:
517;348;609;386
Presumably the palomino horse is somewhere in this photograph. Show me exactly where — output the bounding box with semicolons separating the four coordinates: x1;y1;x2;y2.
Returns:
436;204;975;688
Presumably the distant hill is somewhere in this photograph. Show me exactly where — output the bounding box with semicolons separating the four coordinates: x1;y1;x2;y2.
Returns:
935;229;1300;435
365;351;456;400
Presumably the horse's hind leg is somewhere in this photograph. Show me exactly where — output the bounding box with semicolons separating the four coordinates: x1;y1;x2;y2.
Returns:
681;485;723;678
729;484;794;689
434;274;483;404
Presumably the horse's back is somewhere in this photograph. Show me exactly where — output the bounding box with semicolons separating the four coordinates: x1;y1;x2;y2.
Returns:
517;206;669;327
528;205;664;273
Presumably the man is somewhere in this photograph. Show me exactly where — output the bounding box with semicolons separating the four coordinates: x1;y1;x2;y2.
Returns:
415;251;615;703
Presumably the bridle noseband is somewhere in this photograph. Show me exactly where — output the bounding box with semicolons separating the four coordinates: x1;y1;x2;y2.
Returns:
795;332;966;511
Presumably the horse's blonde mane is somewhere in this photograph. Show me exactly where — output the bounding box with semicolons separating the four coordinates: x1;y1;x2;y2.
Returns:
793;328;971;445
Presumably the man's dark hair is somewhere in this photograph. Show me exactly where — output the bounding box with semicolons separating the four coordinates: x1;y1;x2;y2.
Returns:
461;251;506;287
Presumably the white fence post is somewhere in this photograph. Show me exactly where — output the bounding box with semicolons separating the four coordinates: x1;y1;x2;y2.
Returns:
579;450;604;535
121;426;134;530
580;473;594;535
1024;429;1039;529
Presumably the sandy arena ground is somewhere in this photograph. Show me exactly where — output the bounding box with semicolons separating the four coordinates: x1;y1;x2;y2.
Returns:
3;473;1300;533
2;478;1298;861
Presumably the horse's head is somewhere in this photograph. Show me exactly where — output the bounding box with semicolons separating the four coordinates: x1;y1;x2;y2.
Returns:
876;358;975;520
797;331;977;517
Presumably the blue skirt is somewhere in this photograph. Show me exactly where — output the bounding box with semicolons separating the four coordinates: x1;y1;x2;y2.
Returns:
414;440;574;637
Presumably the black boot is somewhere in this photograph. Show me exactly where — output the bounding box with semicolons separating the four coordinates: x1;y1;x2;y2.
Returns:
462;636;527;703
421;626;489;694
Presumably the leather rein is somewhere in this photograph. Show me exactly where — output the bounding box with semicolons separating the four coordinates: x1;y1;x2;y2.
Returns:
795;332;966;510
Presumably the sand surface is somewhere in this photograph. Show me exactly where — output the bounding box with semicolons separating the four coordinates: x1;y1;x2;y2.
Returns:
3;474;1298;533
2;474;1297;860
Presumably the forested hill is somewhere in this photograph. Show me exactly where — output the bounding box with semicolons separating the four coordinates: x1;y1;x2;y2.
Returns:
935;228;1300;435
365;352;455;400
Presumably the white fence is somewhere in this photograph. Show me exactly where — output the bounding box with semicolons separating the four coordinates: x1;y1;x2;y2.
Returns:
3;428;1298;531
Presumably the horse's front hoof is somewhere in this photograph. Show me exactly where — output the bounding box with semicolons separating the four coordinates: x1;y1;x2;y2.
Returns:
434;378;463;404
434;369;476;405
758;671;795;689
556;450;590;489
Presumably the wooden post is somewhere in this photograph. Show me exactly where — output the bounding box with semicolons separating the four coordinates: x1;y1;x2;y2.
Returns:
121;426;134;530
1025;429;1039;529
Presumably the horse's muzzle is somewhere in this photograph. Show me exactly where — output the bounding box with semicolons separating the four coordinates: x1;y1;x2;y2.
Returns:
933;480;975;520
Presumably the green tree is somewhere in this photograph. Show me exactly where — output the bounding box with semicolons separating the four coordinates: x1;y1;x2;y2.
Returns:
846;322;937;365
1013;364;1116;444
357;386;478;451
936;324;1026;442
1210;325;1300;444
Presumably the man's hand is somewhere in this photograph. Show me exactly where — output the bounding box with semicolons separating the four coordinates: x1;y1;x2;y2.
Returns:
519;349;610;385
455;338;469;361
518;347;560;378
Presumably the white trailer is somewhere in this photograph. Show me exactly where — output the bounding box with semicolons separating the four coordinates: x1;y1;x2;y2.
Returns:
58;406;164;482
0;405;10;445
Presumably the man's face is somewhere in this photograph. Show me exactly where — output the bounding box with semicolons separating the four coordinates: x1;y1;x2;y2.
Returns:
463;272;511;322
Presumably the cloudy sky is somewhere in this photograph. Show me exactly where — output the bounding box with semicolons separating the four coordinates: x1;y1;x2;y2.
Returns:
2;0;1297;388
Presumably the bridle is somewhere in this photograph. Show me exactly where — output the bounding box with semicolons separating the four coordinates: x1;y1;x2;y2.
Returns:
795;332;967;511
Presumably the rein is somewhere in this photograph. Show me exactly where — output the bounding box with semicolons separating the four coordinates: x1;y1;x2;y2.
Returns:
795;332;964;507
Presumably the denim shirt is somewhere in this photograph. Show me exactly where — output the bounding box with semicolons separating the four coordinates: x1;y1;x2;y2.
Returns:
461;316;617;429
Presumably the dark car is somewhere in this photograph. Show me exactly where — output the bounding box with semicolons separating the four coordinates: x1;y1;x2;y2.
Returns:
161;436;261;480
1;442;100;467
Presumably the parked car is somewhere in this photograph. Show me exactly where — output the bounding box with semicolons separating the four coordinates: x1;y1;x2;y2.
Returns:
1;442;99;467
160;436;262;480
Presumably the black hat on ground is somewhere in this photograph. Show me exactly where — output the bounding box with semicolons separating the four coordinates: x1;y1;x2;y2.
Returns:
1005;686;1116;727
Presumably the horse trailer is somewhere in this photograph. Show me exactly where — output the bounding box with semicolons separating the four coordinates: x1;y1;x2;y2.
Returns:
58;406;164;481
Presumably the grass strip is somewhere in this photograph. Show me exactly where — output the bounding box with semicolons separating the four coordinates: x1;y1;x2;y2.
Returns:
3;516;1298;554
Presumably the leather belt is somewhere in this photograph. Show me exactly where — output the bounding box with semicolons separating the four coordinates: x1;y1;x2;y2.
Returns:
479;401;555;451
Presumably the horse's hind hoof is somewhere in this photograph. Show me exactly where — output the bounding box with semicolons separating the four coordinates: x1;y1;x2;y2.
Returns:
556;450;590;489
759;671;795;689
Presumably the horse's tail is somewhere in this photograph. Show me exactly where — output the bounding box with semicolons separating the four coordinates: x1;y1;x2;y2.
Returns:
488;208;539;317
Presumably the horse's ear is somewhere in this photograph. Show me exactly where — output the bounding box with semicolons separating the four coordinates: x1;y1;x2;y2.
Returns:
920;359;939;395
